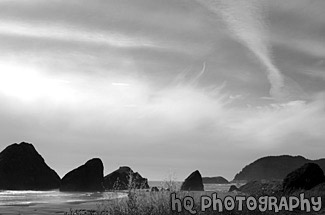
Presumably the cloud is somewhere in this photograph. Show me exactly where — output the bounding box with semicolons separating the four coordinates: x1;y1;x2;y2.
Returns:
0;0;324;180
0;59;324;178
303;69;325;81
0;20;160;49
0;0;214;57
195;0;307;101
230;97;325;146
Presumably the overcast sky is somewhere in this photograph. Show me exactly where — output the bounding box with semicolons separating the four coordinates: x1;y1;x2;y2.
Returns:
0;0;324;181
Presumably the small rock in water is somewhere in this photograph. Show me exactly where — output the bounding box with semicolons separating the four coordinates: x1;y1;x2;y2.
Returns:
228;185;239;192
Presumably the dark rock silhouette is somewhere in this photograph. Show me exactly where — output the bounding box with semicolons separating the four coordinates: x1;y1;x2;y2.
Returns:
228;185;239;192
103;166;149;190
0;142;60;190
202;176;229;184
151;186;159;192
234;155;325;182
283;163;325;193
181;170;204;191
60;158;104;192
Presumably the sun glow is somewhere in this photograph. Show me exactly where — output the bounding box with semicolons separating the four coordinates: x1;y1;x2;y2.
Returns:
0;63;74;103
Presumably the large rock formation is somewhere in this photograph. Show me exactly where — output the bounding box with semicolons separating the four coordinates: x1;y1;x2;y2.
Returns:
0;142;60;190
60;158;104;192
180;170;204;191
234;155;325;182
103;166;149;190
202;176;229;184
283;163;325;193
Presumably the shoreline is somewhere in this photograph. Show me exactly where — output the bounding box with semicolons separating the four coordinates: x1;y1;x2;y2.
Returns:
0;190;234;215
0;199;113;215
0;190;129;215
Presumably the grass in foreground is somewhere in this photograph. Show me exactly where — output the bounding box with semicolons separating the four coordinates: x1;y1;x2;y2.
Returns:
65;188;325;215
66;176;325;215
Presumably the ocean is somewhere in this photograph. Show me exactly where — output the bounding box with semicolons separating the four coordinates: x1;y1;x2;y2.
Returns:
0;190;127;206
148;181;243;192
0;182;243;206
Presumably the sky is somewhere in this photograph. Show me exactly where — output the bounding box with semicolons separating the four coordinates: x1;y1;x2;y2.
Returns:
0;0;324;181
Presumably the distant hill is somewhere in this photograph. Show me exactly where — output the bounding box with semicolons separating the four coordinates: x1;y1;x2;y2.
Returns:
233;155;325;182
202;176;229;184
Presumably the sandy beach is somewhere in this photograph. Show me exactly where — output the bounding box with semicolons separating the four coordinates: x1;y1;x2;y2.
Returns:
0;200;106;215
0;190;231;215
0;189;129;215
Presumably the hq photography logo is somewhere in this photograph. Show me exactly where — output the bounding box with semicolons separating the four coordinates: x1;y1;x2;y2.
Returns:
170;193;322;214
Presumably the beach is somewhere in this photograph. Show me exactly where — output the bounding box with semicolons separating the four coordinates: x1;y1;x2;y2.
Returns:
0;190;127;215
0;184;237;214
0;201;102;215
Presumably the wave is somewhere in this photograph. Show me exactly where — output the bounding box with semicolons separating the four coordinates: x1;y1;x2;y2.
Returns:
0;190;126;206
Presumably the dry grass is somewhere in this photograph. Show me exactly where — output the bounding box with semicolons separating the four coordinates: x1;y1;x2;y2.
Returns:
66;175;325;215
66;188;325;215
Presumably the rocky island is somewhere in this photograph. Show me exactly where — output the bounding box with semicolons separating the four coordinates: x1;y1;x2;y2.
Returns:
0;142;60;190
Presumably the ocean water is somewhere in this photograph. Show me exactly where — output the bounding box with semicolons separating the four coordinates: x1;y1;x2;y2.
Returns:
203;183;243;192
0;182;243;206
148;181;244;192
0;190;126;206
148;181;182;190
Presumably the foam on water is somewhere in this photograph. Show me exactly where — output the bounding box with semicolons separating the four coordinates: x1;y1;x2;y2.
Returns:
0;190;126;206
0;182;244;206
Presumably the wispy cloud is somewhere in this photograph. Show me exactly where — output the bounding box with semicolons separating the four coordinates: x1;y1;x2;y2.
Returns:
0;20;160;49
195;0;307;101
0;59;324;178
0;0;324;180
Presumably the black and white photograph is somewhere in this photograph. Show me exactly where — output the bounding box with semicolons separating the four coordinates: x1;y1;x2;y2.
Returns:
0;0;324;214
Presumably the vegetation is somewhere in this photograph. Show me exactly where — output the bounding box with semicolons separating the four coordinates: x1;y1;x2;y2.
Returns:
65;187;325;215
66;173;325;215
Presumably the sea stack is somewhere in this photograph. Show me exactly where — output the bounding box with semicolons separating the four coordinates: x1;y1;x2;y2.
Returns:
0;142;61;190
103;166;149;190
60;158;104;192
181;170;204;191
